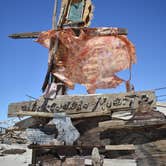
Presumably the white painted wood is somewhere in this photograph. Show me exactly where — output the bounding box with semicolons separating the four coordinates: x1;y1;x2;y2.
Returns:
103;159;137;166
105;144;135;151
112;111;133;120
84;159;137;166
157;102;166;116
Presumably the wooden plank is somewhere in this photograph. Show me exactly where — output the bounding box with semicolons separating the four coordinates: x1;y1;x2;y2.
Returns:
99;119;166;130
99;120;126;128
8;100;35;117
85;159;137;166
103;159;137;166
8;28;128;39
14;117;49;129
8;32;40;39
57;0;70;26
28;144;134;151
105;144;135;151
10;110;111;119
8;91;156;117
112;111;133;120
28;144;102;149
14;117;38;129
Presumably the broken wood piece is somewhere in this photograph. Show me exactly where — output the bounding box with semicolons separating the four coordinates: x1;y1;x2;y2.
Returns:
91;147;103;166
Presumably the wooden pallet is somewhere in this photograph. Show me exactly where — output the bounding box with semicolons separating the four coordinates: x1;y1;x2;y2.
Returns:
28;144;136;166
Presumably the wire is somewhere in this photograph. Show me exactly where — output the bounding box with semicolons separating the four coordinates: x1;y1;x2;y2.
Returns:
26;94;37;100
157;94;166;98
153;86;166;91
157;99;166;102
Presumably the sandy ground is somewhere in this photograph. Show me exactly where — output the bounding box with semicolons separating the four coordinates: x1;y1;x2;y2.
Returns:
0;144;31;166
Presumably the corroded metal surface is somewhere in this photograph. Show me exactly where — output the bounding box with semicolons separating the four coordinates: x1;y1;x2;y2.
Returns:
37;27;136;93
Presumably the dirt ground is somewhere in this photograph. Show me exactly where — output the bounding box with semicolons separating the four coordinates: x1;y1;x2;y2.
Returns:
0;144;31;166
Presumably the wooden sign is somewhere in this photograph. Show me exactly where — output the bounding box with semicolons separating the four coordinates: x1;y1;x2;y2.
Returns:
8;91;156;118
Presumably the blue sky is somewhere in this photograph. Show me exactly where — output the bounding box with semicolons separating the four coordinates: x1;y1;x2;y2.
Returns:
1;0;166;122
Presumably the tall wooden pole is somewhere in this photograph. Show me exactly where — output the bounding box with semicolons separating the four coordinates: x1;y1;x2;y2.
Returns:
52;0;58;30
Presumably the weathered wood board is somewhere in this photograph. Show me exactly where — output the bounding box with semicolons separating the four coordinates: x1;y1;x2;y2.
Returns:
9;110;111;119
85;159;137;166
99;119;166;130
8;91;156;117
105;144;135;151
41;158;137;166
14;117;50;129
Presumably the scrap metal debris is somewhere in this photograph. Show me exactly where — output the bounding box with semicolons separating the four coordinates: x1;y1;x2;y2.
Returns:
26;128;55;145
52;113;80;145
37;27;136;93
26;113;80;145
0;130;27;145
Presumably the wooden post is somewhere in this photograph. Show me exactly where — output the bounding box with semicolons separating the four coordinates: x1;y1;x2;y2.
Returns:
29;148;38;166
